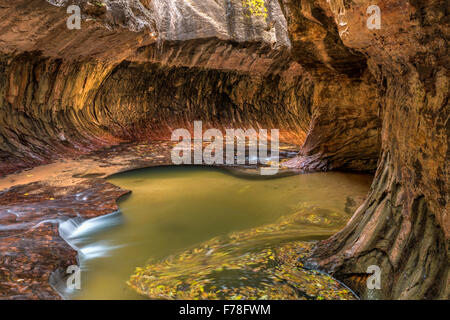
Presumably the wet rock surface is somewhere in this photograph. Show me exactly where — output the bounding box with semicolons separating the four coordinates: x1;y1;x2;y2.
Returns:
0;182;127;299
0;141;173;299
306;0;449;299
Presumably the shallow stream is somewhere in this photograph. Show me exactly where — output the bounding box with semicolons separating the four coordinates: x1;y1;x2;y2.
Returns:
60;166;372;299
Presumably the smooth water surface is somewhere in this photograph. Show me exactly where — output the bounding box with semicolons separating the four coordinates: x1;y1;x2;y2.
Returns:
63;166;372;299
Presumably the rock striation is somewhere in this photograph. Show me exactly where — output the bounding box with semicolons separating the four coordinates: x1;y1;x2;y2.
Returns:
0;0;447;299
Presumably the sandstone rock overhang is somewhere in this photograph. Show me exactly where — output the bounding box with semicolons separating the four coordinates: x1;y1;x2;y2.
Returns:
0;0;448;299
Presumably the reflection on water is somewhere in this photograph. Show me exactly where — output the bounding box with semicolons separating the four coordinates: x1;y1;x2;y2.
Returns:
61;166;372;300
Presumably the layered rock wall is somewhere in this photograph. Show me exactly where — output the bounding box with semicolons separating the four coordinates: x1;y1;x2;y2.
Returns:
0;0;447;299
308;0;449;299
0;0;381;176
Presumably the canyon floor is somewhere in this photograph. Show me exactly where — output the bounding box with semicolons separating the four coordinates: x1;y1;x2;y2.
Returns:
1;141;324;299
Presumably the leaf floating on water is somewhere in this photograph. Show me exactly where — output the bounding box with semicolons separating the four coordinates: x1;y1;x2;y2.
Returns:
128;207;357;300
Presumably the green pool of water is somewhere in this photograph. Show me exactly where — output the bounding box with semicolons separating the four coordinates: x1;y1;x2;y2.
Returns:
63;166;372;300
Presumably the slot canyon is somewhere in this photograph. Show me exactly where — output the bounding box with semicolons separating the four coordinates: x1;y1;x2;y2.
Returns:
0;0;448;300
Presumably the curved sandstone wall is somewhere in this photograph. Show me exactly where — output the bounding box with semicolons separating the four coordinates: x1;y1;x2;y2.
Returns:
0;0;381;176
0;0;447;299
308;0;449;299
